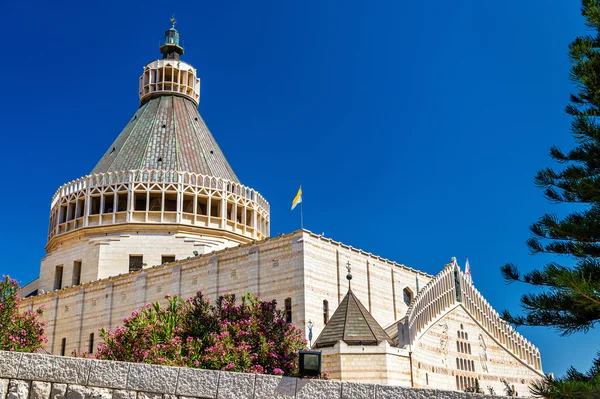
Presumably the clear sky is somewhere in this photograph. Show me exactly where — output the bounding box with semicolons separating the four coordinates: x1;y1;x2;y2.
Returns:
1;0;596;377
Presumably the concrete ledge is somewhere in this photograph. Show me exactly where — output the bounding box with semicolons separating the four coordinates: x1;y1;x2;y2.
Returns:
126;363;178;394
216;372;255;399
19;353;92;384
0;351;508;399
254;375;296;399
87;359;129;389
0;352;22;378
175;368;219;398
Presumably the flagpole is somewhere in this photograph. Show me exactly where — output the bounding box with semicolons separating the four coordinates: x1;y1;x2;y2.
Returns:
300;185;304;230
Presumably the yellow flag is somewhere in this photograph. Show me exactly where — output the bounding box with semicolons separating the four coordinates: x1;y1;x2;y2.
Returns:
291;186;302;210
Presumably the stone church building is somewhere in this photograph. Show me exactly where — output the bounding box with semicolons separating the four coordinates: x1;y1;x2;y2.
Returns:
19;21;544;395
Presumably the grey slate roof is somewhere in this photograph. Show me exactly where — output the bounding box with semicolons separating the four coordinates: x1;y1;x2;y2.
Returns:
313;290;394;348
91;95;239;183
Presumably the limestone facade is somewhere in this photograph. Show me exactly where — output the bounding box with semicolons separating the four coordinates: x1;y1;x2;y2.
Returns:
21;231;544;393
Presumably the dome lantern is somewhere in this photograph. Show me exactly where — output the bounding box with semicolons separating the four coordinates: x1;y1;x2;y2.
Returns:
160;15;184;60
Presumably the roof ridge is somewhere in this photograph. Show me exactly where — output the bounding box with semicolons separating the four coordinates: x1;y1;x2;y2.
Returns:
351;292;377;342
97;102;147;173
172;96;181;170
137;96;163;170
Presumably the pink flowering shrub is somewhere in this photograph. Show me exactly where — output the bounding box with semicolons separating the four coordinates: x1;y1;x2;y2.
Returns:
0;276;47;352
95;292;307;376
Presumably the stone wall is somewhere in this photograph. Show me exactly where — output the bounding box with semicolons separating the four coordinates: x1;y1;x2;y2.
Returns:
0;351;508;399
410;305;543;395
22;230;429;359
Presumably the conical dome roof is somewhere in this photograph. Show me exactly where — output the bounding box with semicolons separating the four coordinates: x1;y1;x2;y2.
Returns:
313;290;393;348
91;95;239;183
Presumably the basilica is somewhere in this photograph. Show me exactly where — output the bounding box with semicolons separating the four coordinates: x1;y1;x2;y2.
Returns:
19;20;544;395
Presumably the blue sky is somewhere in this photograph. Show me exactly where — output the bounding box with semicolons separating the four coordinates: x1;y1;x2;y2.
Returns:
1;0;596;377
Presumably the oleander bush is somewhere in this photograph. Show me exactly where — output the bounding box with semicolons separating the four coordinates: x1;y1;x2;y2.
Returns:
92;292;307;376
0;275;47;352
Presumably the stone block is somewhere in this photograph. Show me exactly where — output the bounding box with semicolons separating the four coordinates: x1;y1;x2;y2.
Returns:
254;375;296;399
126;363;178;394
87;359;129;389
341;382;375;399
296;379;341;399
66;386;89;399
18;354;91;384
217;372;255;399
88;389;112;399
112;391;136;399
373;385;405;399
0;352;22;378
0;379;9;399
8;380;30;399
50;384;67;399
175;368;219;398
136;393;161;399
30;382;52;399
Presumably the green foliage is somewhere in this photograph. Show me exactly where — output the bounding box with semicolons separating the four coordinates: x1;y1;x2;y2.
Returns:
0;275;47;352
91;292;307;376
500;1;600;397
500;0;600;336
530;352;600;399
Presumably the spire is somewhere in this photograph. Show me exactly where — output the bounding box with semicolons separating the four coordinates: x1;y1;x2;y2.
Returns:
160;15;184;60
312;289;393;349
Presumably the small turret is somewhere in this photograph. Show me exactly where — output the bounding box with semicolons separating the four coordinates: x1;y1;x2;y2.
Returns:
160;15;184;60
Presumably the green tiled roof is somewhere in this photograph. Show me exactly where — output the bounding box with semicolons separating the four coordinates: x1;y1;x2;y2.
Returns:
313;290;393;348
91;95;239;183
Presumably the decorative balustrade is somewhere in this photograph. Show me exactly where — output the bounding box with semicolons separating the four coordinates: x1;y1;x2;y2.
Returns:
48;170;270;243
406;262;542;371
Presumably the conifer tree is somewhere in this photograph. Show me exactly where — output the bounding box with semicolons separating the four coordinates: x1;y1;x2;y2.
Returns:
500;0;600;336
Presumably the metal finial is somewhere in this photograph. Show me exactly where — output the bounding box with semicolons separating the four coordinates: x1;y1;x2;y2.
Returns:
170;14;176;28
346;261;352;289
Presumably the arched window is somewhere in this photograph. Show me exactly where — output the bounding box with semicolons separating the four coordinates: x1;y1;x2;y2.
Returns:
465;332;468;340
323;300;329;324
403;287;413;306
284;298;292;323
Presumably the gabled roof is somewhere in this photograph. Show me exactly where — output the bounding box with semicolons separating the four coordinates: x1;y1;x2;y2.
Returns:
313;290;393;348
91;95;239;183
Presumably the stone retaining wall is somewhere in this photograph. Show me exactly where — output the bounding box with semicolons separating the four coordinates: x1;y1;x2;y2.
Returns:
0;351;507;399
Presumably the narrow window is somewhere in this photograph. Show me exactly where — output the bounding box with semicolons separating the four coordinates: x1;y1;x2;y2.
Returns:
323;300;329;325
54;265;64;290
456;341;460;352
284;298;292;323
60;338;66;356
129;255;143;272
456;358;459;368
161;255;176;264
72;261;82;286
426;373;429;385
88;333;94;354
465;332;468;340
403;287;413;306
468;343;472;354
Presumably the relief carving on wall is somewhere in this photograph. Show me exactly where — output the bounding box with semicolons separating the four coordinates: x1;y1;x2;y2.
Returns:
439;322;449;365
478;333;489;372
